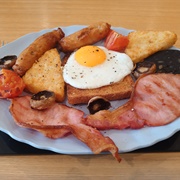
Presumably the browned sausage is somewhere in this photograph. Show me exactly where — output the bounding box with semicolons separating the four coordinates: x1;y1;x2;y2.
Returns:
13;28;65;76
59;22;111;52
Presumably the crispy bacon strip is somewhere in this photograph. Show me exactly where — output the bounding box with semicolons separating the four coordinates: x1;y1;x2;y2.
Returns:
9;96;120;162
86;73;180;129
85;101;144;130
70;123;120;161
35;128;71;139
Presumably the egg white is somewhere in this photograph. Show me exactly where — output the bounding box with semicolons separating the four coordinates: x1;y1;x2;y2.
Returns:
63;46;133;89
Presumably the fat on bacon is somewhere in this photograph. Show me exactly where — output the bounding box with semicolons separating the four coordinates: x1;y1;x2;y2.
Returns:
86;73;180;129
9;96;121;162
8;73;180;162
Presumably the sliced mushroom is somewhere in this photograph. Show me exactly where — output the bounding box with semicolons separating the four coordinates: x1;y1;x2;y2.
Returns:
30;90;56;110
132;61;156;79
0;55;17;69
87;96;111;114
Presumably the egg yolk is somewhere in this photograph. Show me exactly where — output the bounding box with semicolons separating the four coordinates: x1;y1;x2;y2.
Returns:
75;46;106;67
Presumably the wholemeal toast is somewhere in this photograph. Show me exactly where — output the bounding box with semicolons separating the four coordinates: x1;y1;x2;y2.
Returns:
22;48;65;102
125;30;177;63
66;75;134;105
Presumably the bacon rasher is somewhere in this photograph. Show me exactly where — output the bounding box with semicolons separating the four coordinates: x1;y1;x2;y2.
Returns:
8;73;180;162
9;96;121;162
86;73;180;129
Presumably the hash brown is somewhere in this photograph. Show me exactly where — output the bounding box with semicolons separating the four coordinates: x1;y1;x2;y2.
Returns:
22;48;65;102
125;30;177;63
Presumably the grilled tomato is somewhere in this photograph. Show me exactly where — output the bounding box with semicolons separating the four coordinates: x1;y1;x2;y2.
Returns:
0;69;25;98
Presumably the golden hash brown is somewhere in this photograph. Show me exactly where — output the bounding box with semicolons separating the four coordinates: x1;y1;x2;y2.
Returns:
125;30;177;63
22;48;65;102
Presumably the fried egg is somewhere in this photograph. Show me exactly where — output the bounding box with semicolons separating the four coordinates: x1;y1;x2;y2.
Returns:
63;45;133;89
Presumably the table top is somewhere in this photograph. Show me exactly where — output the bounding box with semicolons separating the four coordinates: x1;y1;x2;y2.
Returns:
0;0;180;179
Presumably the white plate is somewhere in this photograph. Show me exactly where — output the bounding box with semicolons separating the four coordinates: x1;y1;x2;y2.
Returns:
0;25;180;154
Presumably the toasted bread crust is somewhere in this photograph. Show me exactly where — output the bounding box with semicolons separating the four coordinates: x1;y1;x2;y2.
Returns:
66;75;134;105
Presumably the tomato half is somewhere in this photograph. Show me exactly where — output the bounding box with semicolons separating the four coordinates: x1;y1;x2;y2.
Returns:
0;69;25;98
104;30;129;52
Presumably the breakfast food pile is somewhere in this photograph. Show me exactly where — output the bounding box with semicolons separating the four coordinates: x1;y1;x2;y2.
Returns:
0;22;180;162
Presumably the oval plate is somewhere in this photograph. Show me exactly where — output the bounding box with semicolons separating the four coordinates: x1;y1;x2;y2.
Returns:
0;25;180;154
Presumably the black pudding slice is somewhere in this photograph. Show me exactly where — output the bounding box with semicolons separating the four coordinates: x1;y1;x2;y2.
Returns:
144;49;180;74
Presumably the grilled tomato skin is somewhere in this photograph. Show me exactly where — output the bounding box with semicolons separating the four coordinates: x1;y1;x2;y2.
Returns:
104;30;129;52
0;69;25;98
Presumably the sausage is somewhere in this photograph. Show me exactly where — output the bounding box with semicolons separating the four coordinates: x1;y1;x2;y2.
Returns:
59;22;111;52
13;28;65;76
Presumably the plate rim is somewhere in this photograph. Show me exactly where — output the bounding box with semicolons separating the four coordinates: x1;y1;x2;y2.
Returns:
0;25;180;154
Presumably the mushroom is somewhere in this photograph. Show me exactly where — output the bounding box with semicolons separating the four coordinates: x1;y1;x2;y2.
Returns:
87;96;111;114
0;55;17;69
132;61;156;79
30;90;56;110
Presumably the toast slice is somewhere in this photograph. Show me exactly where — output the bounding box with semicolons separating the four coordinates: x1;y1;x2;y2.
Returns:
22;48;65;102
66;75;134;105
125;30;177;63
